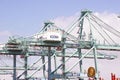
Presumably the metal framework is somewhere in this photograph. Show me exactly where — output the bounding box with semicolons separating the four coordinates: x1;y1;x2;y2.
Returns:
0;10;120;80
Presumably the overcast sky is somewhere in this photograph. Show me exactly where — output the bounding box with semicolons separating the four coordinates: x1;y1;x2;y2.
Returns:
0;0;120;80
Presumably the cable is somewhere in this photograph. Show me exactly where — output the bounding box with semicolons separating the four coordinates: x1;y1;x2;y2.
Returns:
91;14;120;38
88;14;117;45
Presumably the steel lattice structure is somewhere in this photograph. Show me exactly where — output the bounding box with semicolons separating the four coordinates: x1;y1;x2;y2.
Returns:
0;10;120;80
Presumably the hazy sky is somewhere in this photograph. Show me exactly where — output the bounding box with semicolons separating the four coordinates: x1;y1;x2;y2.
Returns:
0;0;120;43
0;0;120;80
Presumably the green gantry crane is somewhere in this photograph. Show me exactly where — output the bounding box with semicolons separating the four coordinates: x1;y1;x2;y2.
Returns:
0;10;120;80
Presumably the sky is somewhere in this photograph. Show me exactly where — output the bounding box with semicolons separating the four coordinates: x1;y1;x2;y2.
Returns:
0;0;120;80
0;0;120;43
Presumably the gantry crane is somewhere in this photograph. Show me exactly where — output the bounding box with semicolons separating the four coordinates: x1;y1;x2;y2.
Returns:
0;10;120;80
